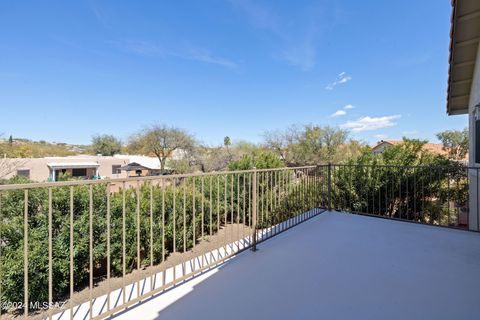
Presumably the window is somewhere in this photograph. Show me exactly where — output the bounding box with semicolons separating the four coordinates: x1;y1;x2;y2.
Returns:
112;165;121;174
72;168;87;177
17;169;30;178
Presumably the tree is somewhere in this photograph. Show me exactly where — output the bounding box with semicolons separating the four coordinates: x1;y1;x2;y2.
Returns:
436;128;468;160
128;124;196;173
223;136;231;149
91;134;122;156
264;124;355;165
8;135;13;146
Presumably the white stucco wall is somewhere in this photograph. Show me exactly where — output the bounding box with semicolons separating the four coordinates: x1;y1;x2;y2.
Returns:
0;156;130;182
468;42;480;230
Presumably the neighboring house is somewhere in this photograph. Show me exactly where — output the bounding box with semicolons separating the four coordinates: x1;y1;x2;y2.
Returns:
114;155;162;177
447;0;480;231
0;155;162;182
371;140;452;157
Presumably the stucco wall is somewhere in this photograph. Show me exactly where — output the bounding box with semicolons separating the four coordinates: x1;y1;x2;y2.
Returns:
1;156;130;182
468;42;480;230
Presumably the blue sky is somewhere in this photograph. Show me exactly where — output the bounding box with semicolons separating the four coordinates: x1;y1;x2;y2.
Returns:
0;0;467;146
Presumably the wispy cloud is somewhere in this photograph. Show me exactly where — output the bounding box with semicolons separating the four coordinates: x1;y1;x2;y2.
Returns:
89;0;110;28
109;40;238;70
331;110;347;118
280;42;316;71
228;0;324;71
325;72;352;90
228;0;281;33
344;104;355;109
110;40;163;56
178;48;238;70
340;115;401;132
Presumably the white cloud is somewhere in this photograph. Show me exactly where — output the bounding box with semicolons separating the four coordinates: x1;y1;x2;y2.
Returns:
331;110;347;117
180;48;238;69
340;115;401;132
110;40;238;70
110;40;163;56
325;72;352;90
344;104;355;109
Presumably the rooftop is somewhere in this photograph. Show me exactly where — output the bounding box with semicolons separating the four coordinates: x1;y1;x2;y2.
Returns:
113;212;480;320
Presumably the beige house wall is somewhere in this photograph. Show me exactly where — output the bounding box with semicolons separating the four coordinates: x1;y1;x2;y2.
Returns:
1;156;130;182
468;42;480;231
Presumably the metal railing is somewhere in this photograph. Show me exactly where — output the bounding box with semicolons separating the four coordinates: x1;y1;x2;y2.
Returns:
319;163;474;230
0;163;476;319
0;166;323;319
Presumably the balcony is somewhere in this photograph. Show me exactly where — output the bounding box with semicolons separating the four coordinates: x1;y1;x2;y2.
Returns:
115;211;480;320
0;165;479;319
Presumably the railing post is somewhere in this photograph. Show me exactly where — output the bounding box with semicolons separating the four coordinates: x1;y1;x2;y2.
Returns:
251;167;258;251
327;163;332;211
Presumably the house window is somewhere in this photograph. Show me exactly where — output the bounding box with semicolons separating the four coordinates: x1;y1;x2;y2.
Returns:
112;165;121;174
72;168;87;177
17;169;30;178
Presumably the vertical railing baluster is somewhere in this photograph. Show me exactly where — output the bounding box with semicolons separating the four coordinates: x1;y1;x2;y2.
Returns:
243;173;246;226
447;168;451;226
49;187;54;319
261;172;264;228
162;179;165;263
149;183;153;289
88;185;93;319
122;182;126;304
216;176;219;233
209;176;213;236
193;177;196;248
201;176;205;240
237;173;240;250
183;180;187;254
173;178;176;253
216;176;220;259
24;189;29;319
251;168;257;251
106;183;111;312
136;181;141;298
69;186;74;320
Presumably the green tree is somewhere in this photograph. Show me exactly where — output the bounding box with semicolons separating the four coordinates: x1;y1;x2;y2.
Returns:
436;128;468;160
91;134;122;156
228;151;284;170
128;124;196;173
223;136;231;149
264;124;356;165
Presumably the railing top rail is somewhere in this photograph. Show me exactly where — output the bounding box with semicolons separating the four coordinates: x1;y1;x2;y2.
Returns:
330;163;475;169
0;165;317;191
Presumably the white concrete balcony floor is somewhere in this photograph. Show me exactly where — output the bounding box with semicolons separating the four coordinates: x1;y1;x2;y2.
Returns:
112;211;480;320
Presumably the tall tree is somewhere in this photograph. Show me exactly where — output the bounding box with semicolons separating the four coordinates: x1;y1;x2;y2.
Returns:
436;128;468;160
91;134;122;156
264;125;353;165
128;124;196;173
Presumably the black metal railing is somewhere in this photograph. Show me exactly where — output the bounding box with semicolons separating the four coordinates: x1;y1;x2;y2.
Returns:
314;163;473;230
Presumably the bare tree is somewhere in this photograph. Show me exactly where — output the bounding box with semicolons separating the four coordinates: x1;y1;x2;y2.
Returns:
128;124;196;173
436;128;468;160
